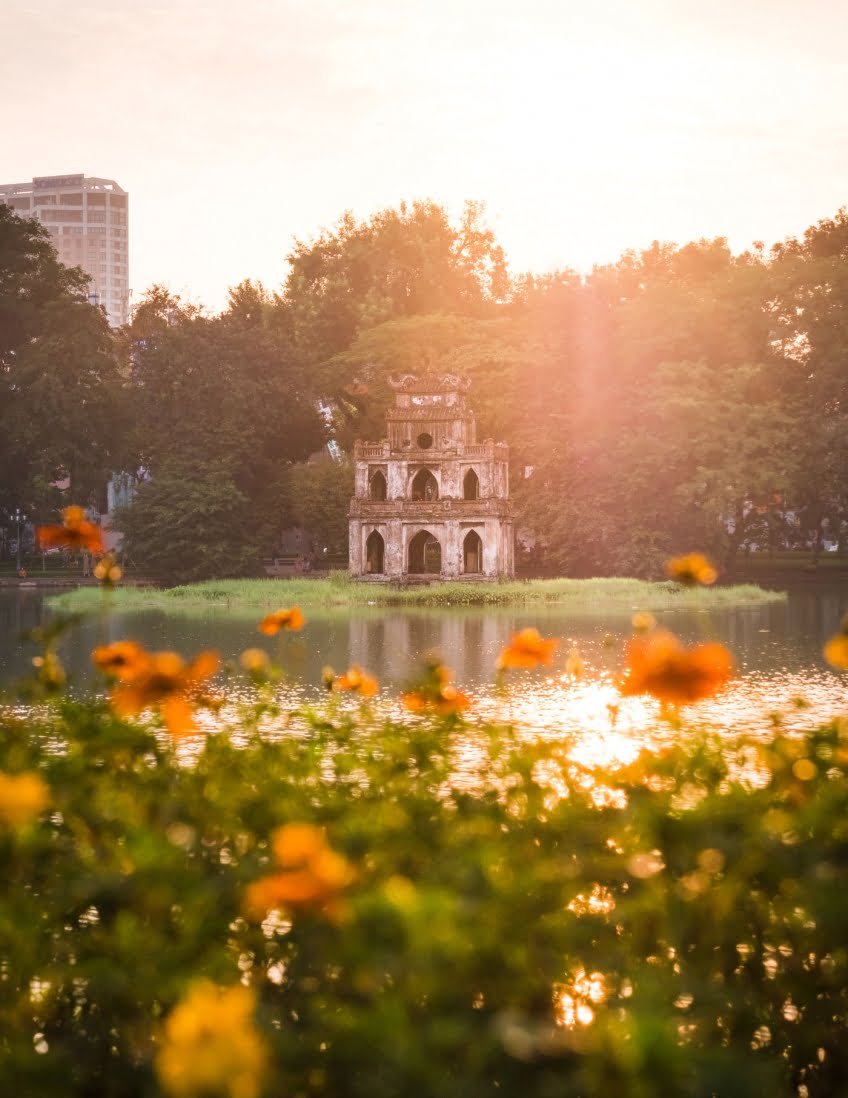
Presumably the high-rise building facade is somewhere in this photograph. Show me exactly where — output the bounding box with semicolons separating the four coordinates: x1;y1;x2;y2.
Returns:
0;174;129;327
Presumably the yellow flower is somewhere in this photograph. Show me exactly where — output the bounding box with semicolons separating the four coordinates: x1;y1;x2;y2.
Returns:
239;648;271;676
332;665;379;697
38;505;104;554
564;647;585;678
106;646;220;738
665;552;718;587
244;823;354;920
496;628;559;670
631;611;656;633
93;552;123;586
619;628;733;705
0;771;50;827
258;606;304;635
31;650;66;691
156;982;267;1098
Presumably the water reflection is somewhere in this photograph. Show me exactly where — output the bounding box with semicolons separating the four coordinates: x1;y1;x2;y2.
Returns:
1;589;847;749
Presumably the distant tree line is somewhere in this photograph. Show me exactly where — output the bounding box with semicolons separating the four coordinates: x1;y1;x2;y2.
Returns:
2;197;848;579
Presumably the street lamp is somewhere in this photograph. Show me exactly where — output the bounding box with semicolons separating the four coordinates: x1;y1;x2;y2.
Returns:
13;508;26;574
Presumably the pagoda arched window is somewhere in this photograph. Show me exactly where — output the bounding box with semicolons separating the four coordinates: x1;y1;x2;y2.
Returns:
411;469;439;501
369;471;387;500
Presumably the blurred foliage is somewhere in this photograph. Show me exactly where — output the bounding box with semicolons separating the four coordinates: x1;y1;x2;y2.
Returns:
3;654;848;1095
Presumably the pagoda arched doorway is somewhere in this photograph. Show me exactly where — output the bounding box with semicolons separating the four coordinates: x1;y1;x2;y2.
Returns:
365;530;385;574
463;530;483;574
408;530;441;574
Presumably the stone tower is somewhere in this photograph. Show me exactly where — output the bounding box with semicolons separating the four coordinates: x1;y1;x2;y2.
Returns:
348;374;514;580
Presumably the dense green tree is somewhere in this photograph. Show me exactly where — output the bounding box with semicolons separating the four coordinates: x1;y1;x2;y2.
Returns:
513;242;796;575
117;285;326;579
770;209;848;558
0;206;127;519
286;457;354;560
116;459;261;581
284;200;508;371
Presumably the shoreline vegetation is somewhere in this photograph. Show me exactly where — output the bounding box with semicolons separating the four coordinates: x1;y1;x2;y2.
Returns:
48;574;787;617
3;624;847;1094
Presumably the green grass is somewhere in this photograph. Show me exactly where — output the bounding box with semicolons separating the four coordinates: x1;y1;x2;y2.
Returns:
48;574;786;618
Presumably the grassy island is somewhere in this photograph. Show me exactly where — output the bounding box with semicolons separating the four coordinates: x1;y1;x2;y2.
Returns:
49;574;786;618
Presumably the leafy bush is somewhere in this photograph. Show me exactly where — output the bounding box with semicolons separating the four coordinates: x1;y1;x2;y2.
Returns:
3;662;848;1097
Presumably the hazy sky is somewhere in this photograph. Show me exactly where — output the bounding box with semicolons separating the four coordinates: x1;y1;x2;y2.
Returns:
4;0;848;311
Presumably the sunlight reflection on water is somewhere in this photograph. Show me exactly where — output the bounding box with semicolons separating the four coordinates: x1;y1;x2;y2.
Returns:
3;589;848;770
210;660;848;779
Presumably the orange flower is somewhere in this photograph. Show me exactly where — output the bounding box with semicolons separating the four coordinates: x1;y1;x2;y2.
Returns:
402;684;472;716
332;665;379;697
271;822;328;866
107;646;220;738
401;661;471;716
619;628;733;705
38;505;104;554
244;823;354;919
258;607;305;635
92;640;150;680
497;628;559;670
665;553;718;587
824;632;848;670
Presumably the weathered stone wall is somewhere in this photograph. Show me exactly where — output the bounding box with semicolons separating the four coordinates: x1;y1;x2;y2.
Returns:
348;377;514;580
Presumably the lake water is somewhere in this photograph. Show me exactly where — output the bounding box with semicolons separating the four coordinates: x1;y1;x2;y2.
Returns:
2;586;848;760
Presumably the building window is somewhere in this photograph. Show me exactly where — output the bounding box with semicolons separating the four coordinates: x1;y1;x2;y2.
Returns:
408;530;441;575
417;431;433;449
369;471;387;501
463;469;480;500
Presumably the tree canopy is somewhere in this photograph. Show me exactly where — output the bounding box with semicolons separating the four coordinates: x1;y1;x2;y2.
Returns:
5;195;848;577
0;207;128;519
116;284;326;580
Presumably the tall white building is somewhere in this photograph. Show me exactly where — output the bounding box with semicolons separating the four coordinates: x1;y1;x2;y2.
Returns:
0;174;129;327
